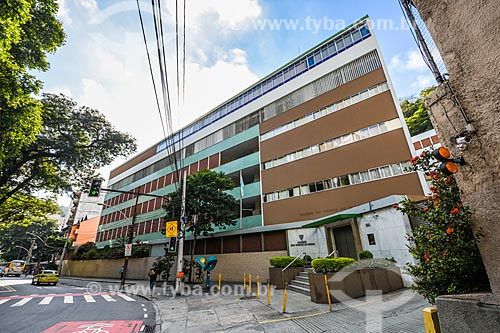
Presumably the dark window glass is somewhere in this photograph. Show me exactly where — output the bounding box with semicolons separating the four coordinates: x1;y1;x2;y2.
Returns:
367;233;376;245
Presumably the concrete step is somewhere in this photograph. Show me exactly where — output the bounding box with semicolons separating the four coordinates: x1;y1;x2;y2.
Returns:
290;279;310;288
297;272;310;278
295;275;309;283
287;283;311;296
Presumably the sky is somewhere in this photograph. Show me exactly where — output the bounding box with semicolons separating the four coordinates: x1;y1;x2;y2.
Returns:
38;0;436;193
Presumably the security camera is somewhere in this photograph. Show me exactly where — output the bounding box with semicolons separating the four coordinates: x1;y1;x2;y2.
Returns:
455;136;471;144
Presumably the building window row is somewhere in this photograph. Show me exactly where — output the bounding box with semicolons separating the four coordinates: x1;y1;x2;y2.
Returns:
109;112;259;191
155;22;372;154
263;118;402;170
263;161;413;203
261;82;389;142
262;50;382;121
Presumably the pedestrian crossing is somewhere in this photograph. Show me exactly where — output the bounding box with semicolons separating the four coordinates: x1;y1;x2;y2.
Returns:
0;293;136;307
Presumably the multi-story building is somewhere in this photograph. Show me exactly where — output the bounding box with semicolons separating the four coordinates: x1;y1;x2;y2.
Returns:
97;16;425;280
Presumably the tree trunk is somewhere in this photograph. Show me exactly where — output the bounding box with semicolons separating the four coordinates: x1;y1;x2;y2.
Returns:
189;235;197;283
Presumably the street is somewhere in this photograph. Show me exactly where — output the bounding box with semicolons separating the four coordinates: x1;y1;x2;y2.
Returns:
0;276;155;333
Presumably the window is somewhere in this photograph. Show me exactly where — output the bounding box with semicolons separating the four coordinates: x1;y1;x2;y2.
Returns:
321;47;329;60
341;134;353;144
324;179;333;189
301;185;310;195
369;124;381;136
367;233;376;245
313;51;322;64
315;181;325;191
343;34;353;48
352;30;362;42
379;166;392;178
360;25;370;37
328;43;337;56
336;39;345;52
350;173;361;184
307;56;315;67
369;168;381;180
359;128;370;139
309;183;317;193
392;164;403;175
338;175;350;186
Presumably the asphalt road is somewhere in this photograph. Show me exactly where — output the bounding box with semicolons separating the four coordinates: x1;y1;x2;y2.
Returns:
0;276;155;333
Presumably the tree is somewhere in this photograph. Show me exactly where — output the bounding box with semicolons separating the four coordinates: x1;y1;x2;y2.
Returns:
401;86;436;136
0;93;137;206
0;218;65;263
163;169;238;281
397;149;490;303
0;0;65;172
0;193;59;228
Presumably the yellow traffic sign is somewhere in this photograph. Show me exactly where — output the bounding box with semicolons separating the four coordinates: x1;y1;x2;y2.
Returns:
166;221;178;237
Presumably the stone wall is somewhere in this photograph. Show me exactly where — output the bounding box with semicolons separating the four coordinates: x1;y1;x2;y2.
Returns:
413;0;500;297
61;250;287;282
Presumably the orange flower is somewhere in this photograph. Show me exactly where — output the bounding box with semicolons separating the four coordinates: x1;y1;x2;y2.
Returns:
429;171;435;176
423;207;428;212
420;153;425;158
430;186;436;192
446;228;454;235
456;203;463;208
392;204;399;209
450;207;460;215
433;174;439;180
441;252;447;257
424;253;430;260
450;222;456;227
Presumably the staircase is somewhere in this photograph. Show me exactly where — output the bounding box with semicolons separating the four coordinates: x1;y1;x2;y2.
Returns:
287;268;313;296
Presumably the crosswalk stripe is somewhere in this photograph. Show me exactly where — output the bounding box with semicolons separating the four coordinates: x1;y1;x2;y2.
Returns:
39;297;53;305
11;298;32;307
116;294;135;302
0;299;9;305
101;295;116;302
84;295;95;303
64;296;73;304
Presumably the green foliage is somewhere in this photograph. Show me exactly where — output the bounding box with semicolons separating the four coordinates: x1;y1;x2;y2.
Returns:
0;219;63;262
0;94;137;207
345;258;398;271
311;257;355;272
397;150;490;304
401;86;436;136
303;255;312;264
164;169;238;277
71;242;149;260
358;250;374;259
152;255;175;281
0;0;65;173
0;194;59;228
270;256;304;268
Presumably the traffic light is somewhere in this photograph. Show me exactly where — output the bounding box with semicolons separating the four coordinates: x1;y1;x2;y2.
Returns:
432;147;466;175
168;237;177;253
160;220;167;237
89;179;102;197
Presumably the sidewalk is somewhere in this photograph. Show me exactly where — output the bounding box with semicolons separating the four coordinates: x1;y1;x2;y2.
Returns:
60;277;431;332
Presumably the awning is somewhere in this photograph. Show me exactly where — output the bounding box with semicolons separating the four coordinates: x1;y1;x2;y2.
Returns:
302;213;362;228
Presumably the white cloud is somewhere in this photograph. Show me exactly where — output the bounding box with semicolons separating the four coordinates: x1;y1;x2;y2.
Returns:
57;0;72;25
45;85;73;97
411;74;434;90
389;50;427;72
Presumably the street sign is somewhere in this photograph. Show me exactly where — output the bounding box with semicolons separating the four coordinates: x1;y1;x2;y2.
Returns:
166;221;178;237
124;244;132;257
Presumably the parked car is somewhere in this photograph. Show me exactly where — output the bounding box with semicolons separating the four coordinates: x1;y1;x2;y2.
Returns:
31;270;59;285
0;266;6;277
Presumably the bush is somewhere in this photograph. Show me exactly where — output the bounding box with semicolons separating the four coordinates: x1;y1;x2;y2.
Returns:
84;249;99;260
397;149;490;304
269;256;304;268
303;255;312;264
358;250;374;259
311;257;355;272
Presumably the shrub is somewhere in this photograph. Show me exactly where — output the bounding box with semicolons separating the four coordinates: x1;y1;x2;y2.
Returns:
303;255;312;264
397;149;490;304
358;250;373;259
84;249;99;260
269;256;304;268
311;257;355;272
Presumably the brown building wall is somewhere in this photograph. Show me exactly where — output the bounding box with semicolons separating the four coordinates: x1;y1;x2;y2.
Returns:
262;129;412;193
263;173;423;225
260;68;387;134
260;92;400;163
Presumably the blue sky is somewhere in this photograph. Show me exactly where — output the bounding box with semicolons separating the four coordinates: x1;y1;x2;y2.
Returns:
40;0;435;183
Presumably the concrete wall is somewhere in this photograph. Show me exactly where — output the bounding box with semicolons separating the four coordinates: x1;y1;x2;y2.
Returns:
287;228;329;259
62;258;156;280
413;0;500;297
61;250;287;282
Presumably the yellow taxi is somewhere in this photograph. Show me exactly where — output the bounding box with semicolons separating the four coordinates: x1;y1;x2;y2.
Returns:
31;270;59;286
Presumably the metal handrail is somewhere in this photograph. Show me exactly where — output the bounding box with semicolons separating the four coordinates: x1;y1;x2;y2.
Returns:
328;250;339;257
282;252;305;272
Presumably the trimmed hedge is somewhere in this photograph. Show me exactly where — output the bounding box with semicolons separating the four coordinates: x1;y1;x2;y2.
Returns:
311;257;355;272
358;250;374;259
270;256;304;268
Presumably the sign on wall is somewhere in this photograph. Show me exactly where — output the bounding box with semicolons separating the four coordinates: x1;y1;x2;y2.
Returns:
124;244;132;257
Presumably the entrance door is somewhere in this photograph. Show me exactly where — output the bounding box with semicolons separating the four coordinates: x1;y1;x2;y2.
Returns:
333;225;357;259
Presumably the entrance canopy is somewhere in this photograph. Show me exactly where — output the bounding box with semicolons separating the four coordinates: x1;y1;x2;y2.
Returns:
302;213;362;228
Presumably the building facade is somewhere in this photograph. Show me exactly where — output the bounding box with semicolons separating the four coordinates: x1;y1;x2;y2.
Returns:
97;17;424;272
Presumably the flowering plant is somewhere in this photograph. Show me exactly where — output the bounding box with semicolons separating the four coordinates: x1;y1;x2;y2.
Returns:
397;149;489;304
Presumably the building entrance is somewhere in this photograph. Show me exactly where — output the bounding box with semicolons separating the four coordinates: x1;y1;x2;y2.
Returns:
332;225;357;259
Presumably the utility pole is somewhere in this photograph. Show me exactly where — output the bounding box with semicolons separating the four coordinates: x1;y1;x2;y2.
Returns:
175;170;188;295
120;195;140;290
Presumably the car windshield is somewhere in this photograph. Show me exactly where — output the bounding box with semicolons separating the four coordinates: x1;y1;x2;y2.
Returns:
42;270;57;275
